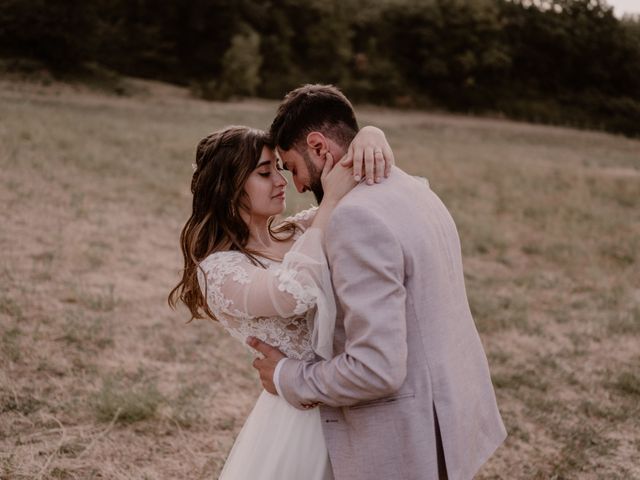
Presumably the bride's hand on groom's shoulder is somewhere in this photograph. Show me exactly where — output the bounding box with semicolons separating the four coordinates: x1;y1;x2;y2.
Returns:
341;125;395;185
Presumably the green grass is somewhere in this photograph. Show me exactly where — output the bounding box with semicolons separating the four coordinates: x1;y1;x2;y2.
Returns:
1;326;22;363
612;371;640;397
93;377;164;425
167;382;211;428
59;312;114;351
607;307;640;336
468;288;533;334
74;285;117;312
0;390;43;415
0;295;23;320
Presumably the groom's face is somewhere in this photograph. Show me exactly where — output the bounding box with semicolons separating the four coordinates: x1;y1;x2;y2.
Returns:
276;147;324;203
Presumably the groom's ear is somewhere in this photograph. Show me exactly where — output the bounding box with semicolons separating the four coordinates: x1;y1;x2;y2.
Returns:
305;132;328;160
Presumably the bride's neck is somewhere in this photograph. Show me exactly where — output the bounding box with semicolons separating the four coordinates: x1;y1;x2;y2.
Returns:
242;212;273;251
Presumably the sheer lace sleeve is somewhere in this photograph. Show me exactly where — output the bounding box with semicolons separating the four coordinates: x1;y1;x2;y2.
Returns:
282;206;318;232
198;227;328;320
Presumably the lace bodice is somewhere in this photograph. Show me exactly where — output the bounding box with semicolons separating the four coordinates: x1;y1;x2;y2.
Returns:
197;207;330;361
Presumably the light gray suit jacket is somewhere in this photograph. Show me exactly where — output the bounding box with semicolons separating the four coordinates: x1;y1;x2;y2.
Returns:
278;167;507;480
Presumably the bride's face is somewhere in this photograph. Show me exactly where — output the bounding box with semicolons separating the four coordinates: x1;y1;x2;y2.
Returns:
242;147;288;218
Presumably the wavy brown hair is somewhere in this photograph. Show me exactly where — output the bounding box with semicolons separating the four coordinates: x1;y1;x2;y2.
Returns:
168;125;297;321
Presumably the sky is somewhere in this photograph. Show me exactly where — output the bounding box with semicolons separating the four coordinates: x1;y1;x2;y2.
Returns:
606;0;640;17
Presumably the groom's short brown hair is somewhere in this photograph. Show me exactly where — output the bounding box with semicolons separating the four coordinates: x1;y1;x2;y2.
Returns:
269;84;359;152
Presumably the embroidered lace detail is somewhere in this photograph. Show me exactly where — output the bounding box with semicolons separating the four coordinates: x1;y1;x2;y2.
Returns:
200;252;250;319
284;206;318;230
198;251;316;361
275;267;318;316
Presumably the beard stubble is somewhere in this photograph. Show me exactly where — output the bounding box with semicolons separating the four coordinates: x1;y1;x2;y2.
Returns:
301;149;324;203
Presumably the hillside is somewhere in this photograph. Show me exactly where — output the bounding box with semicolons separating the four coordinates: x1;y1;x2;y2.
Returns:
1;78;639;479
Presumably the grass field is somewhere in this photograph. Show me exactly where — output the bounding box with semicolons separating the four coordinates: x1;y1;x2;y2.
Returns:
1;77;639;479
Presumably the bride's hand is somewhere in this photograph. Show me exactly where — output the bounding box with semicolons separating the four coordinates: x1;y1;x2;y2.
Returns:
321;152;356;204
341;125;395;185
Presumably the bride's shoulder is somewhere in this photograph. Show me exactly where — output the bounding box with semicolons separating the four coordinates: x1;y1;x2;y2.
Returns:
197;251;258;290
279;206;318;234
199;250;250;276
285;206;318;223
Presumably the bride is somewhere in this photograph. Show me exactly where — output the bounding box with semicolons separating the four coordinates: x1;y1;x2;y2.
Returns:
169;124;393;479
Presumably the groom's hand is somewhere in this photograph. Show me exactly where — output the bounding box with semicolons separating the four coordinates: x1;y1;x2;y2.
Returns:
247;337;286;395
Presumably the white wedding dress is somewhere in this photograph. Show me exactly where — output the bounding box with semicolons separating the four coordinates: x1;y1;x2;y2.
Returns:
197;208;335;480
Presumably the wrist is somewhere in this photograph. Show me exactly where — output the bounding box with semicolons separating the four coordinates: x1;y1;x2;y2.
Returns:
319;196;339;209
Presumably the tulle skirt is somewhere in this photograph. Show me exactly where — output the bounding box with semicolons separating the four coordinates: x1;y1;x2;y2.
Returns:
219;390;333;480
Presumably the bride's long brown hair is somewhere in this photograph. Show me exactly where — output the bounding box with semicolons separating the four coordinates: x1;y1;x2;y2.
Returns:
168;126;297;321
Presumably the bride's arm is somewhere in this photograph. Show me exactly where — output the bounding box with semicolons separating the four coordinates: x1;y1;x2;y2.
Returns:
199;155;352;321
198;229;329;321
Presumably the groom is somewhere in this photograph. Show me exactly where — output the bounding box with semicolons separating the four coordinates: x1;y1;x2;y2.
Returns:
249;84;506;479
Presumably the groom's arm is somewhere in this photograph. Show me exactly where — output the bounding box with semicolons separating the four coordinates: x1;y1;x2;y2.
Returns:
277;204;408;409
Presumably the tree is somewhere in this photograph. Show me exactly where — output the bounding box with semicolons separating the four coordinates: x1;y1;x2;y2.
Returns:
218;25;263;97
0;0;98;71
382;0;511;108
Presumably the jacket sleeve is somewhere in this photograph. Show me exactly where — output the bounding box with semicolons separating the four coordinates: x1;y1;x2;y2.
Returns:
278;204;408;409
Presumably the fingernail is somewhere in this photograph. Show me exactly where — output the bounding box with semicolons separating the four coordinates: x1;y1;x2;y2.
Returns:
367;179;374;185
354;175;361;182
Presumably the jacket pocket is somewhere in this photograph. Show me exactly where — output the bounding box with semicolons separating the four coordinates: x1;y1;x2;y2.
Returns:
348;392;415;410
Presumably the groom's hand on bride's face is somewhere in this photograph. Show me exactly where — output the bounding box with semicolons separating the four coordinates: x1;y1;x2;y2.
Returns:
247;337;286;395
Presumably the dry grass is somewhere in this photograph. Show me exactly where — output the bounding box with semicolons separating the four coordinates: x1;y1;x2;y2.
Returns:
1;77;639;479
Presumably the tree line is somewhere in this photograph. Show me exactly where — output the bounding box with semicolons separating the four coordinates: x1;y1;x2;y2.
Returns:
1;0;639;136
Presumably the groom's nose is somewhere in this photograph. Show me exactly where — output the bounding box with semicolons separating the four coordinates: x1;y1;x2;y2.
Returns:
294;178;305;193
274;170;287;187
